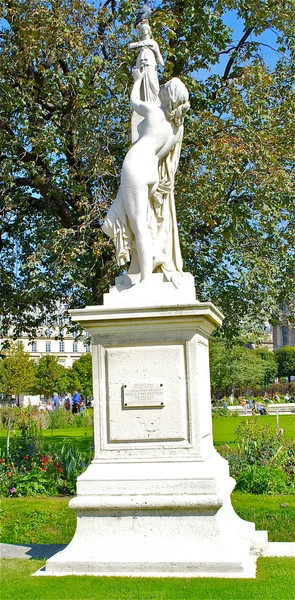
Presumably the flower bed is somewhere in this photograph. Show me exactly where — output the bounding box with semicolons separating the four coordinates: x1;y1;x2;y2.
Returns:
0;421;92;497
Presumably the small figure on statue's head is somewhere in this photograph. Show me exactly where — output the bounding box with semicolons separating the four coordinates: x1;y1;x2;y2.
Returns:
128;18;164;105
134;1;152;28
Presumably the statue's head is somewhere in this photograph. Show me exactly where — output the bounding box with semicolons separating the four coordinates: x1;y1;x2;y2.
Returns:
159;78;190;126
137;20;151;38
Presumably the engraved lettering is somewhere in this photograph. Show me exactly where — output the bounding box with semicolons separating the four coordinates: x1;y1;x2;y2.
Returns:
123;383;164;408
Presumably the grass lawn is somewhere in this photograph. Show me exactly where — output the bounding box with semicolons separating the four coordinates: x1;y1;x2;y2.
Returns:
0;415;294;454
1;557;294;600
212;414;295;447
0;427;93;454
1;494;294;545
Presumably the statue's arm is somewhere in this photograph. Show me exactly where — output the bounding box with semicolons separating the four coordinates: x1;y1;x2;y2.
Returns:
128;41;141;50
152;42;165;67
130;69;151;116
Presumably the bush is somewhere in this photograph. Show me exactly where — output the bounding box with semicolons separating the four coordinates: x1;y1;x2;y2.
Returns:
0;406;94;431
47;409;74;429
219;419;295;494
212;407;228;418
236;466;291;495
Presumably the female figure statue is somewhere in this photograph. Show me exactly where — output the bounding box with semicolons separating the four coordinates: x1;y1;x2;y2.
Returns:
102;68;190;286
129;21;164;104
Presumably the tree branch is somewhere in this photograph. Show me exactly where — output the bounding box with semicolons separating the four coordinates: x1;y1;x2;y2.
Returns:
222;27;254;82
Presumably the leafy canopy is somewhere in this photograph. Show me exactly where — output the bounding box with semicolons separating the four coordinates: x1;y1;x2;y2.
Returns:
209;340;277;391
0;0;294;339
69;353;93;397
274;345;295;381
0;342;36;396
35;354;70;396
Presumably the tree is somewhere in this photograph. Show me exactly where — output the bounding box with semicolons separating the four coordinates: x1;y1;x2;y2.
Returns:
210;341;266;393
275;346;295;382
0;0;294;339
253;347;278;387
0;342;36;399
69;354;93;397
35;354;70;397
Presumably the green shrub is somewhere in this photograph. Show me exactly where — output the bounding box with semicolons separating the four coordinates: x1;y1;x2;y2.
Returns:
0;406;94;431
212;407;228;418
219;418;295;494
231;410;240;417
47;409;74;429
236;466;291;495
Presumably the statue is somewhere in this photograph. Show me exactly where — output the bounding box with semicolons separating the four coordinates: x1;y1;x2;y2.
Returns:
128;21;164;105
102;12;190;288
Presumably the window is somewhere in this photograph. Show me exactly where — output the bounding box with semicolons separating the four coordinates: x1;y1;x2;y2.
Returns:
73;342;78;353
58;359;66;366
31;342;37;352
282;326;288;346
85;342;91;353
59;341;65;353
45;342;51;353
45;328;51;338
57;316;63;327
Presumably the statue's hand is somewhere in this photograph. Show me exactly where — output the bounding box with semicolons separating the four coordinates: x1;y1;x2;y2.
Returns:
133;68;145;81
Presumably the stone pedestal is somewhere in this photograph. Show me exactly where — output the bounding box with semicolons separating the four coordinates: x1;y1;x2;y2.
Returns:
45;277;267;577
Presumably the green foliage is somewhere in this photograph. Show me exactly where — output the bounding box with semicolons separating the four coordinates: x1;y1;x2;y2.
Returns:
0;1;294;340
0;343;36;397
212;407;229;418
253;348;278;387
0;412;92;497
236;466;290;495
68;353;93;397
0;405;94;431
275;345;295;382
210;340;269;391
35;354;70;396
219;418;295;494
47;407;93;429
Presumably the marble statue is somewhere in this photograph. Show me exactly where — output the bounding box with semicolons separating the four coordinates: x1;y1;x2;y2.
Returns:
128;21;164;104
102;18;190;288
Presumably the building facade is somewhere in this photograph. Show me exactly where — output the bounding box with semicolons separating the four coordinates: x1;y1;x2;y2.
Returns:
273;324;295;350
273;298;295;351
17;329;91;368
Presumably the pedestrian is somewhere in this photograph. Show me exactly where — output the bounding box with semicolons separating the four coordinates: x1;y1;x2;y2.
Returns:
52;392;60;410
64;397;71;411
79;396;85;413
72;390;80;415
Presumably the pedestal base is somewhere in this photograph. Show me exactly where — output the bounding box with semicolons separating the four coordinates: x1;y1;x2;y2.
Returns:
45;455;267;578
45;299;267;578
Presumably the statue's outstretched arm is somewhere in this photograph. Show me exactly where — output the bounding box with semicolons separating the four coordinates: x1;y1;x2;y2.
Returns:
130;69;152;116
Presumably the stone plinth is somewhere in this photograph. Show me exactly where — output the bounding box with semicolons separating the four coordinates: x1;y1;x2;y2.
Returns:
45;292;267;577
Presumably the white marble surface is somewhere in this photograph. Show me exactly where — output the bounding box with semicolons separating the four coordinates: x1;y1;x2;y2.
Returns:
45;301;268;578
